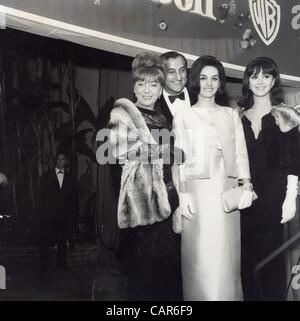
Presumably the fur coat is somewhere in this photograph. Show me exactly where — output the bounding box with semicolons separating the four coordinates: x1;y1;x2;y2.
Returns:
109;98;172;229
271;104;300;132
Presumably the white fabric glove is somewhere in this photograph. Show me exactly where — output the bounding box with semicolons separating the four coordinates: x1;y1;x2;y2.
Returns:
238;190;254;210
179;193;195;220
281;175;298;224
0;172;8;186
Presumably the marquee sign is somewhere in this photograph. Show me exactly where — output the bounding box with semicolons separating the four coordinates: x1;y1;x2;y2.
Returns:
150;0;283;46
249;0;281;46
1;0;300;80
148;0;216;20
151;0;282;46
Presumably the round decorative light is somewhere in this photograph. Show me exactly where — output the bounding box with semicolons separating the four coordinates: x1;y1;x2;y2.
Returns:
159;20;168;31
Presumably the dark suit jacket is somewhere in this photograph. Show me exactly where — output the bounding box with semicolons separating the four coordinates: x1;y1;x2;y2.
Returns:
157;90;192;128
40;170;75;234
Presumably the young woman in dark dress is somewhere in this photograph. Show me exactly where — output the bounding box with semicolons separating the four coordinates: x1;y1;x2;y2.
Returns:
239;57;299;301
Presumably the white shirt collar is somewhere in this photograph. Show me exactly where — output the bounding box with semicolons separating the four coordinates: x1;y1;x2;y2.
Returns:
162;87;190;116
55;167;64;174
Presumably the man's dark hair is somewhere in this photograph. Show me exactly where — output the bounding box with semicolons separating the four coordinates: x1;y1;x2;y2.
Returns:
160;51;187;69
55;152;67;159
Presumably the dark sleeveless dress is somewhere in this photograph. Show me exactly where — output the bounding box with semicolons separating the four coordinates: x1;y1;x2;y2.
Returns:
241;112;300;301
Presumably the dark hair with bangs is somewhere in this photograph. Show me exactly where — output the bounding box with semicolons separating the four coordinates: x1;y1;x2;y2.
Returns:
187;55;227;105
132;65;164;86
238;57;283;109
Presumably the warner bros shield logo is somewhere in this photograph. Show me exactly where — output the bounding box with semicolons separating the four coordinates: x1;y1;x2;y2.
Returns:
249;0;281;46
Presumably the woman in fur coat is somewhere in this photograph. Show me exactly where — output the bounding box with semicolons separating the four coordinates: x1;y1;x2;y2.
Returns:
108;52;183;300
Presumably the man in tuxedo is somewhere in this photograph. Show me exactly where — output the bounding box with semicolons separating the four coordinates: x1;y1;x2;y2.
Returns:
39;152;74;272
159;51;191;127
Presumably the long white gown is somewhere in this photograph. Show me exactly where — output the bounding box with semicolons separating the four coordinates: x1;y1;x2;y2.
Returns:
176;107;243;301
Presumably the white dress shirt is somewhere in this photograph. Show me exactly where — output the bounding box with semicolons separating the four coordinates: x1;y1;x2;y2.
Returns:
162;87;191;116
55;167;64;188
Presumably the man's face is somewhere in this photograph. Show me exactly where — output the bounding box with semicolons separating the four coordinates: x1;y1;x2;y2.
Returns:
56;154;67;170
163;56;187;95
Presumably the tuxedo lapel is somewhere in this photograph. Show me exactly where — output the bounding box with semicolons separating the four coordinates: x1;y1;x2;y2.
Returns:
159;89;192;129
60;172;70;191
159;96;173;127
53;170;63;190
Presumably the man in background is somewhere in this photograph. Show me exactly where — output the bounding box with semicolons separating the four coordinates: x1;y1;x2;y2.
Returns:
39;152;74;272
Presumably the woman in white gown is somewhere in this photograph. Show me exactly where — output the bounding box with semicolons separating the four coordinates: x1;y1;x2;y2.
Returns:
172;56;255;301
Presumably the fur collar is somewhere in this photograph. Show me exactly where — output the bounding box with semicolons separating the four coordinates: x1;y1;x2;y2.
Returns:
109;98;171;229
112;98;156;145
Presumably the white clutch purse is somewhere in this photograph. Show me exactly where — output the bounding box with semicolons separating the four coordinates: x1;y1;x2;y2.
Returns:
221;186;258;213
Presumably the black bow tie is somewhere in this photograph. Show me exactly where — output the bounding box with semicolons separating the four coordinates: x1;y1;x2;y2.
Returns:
168;91;185;104
58;170;63;174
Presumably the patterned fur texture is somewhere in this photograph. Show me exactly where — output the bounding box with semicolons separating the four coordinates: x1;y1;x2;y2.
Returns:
109;98;171;228
271;104;300;132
